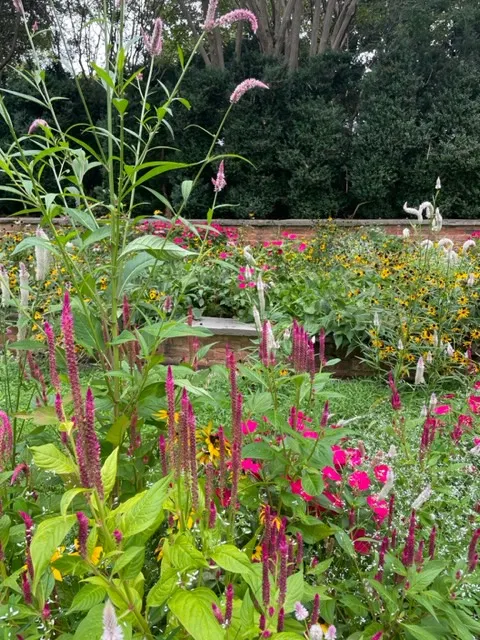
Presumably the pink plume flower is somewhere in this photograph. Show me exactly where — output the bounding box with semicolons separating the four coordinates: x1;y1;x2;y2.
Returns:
44;321;61;391
348;470;371;491
166;365;176;469
61;291;84;423
76;512;89;559
84;388;103;498
0;411;13;471
28;118;48;134
225;583;233;625
230;79;269;104
113;529;123;544
102;600;124;640
21;571;32;604
10;462;29;485
13;0;24;13
212;160;226;193
143;18;163;56
212;603;225;624
371;634;383;640
213;9;258;33
203;0;218;29
209;500;217;527
401;510;416;568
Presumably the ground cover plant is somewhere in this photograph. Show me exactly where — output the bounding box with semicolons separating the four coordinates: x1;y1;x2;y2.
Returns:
1;1;480;639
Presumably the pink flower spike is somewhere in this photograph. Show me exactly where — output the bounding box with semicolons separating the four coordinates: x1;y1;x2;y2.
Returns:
203;0;218;30
143;17;163;56
212;160;226;192
434;404;451;415
11;462;29;485
76;512;89;559
213;9;258;33
230;78;269;104
348;470;371;491
28;118;48;134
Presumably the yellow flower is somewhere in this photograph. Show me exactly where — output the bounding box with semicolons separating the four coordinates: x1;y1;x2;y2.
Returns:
50;546;66;581
457;308;470;320
259;504;282;530
196;422;231;466
154;209;161;215
154;409;179;423
71;539;103;565
252;545;262;561
458;296;469;306
279;369;288;376
471;329;480;340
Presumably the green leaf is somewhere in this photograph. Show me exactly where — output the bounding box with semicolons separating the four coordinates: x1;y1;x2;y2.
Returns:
31;515;77;590
177;44;185;68
68;584;106;614
284;571;304;613
0;515;11;546
169;588;223;640
122;475;170;538
407;560;445;594
168;534;209;571
181;180;193;201
211;545;254;575
147;568;179;608
142;321;211;340
113;98;129;115
334;530;355;558
7;339;47;351
114;546;145;580
120;235;195;261
101;448;118;499
401;624;439;640
30;444;77;475
31;405;59;426
11;235;60;257
242;442;276;460
91;63;115;89
60;488;89;516
66;207;99;231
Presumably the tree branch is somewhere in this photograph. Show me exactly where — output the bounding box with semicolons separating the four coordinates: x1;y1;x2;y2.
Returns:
318;0;336;53
332;0;356;49
309;0;323;56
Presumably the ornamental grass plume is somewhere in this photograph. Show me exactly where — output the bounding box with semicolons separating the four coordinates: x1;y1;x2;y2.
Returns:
0;411;13;471
102;600;124;640
230;79;269;104
143;17;163;56
212;160;226;192
34;226;51;281
213;9;258;32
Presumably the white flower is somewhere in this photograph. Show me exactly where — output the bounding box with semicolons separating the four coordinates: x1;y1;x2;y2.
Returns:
252;306;262;333
435;176;441;190
429;393;437;410
378;468;395;499
325;625;337;640
467;273;475;287
294;601;309;621
420;403;428;418
244;265;254;282
243;245;256;265
402;228;410;239
438;237;454;249
102;600;124;640
309;625;324;640
283;327;291;340
446;343;454;357
216;138;225;147
462;239;476;253
34;226;51;281
469;443;480;456
398;339;404;350
257;272;265;318
19;263;29;308
431;207;442;232
373;311;381;328
420;239;434;250
426;351;433;364
443;248;459;265
433;330;439;347
0;265;10;307
387;445;397;458
265;320;278;360
412;484;432;510
414;356;425;385
420;201;434;219
403;202;422;222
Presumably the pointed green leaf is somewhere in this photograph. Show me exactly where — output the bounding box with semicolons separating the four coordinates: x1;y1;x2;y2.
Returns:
31;515;76;590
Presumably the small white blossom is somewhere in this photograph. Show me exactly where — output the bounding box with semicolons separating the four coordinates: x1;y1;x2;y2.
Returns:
412;484;432;510
438;237;454;249
429;393;437;410
402;228;410;239
102;600;124;640
420;403;428;418
446;343;454;357
294;601;309;621
414;356;425;385
420;239;434;250
433;330;439;346
467;273;475;287
309;625;324;640
373;311;381;329
387;445;397;458
435;176;441;190
398;339;404;350
325;626;337;640
462;239;476;253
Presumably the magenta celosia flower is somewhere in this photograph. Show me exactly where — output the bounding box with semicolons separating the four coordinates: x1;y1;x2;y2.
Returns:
76;512;89;559
468;395;480;414
143;17;163;56
158;434;168;476
401;510;416;567
0;411;13;471
28;118;48;134
166;365;176;469
225;583;233;625
241;458;261;475
311;593;320;625
213;9;258;33
320;401;329;427
332;445;347;467
429;526;436;560
10;462;29;485
42;603;50;619
367;495;389;523
212;603;224;624
113;529;123;544
374;464;391;483
19;511;34;545
83;388;104;498
208;500;217;527
371;633;383;640
290;478;313;501
61;291;84;423
44;322;61;391
322;466;342;482
230;78;269;104
434;404;451;415
212;160;226;192
122;294;130;328
323;490;344;510
468;528;480;572
348;470;371;491
21;571;32;604
55;393;65;423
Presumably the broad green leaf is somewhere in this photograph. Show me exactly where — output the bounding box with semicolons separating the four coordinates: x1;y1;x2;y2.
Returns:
0;515;11;546
7;339;47;351
73;602;132;639
11;235;60;257
169;588;223;640
30;444;77;475
113;98;129;114
101;448;118;499
284;571;304;613
31;405;59;426
168;534;209;571
31;515;76;590
125;162;189;192
242;442;276;460
147;568;179;607
142;321;211;340
181;179;193;201
61;488;89;515
66;207;99;231
68;584;106;613
120;235;195;261
211;545;254;575
406;560;445;594
91;63;115;89
401;624;439;640
113;546;145;579
122;475;170;538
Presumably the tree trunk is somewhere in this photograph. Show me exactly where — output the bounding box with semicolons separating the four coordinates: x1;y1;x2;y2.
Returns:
309;0;323;56
179;0;212;66
318;0;336;53
288;0;303;72
0;12;20;72
213;28;225;69
273;0;297;56
332;0;357;49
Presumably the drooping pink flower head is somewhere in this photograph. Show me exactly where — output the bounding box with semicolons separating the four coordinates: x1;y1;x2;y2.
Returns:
212;160;226;192
28;118;48;134
213;9;258;33
143;17;163;56
230;79;269;104
203;0;218;29
348;470;371;491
